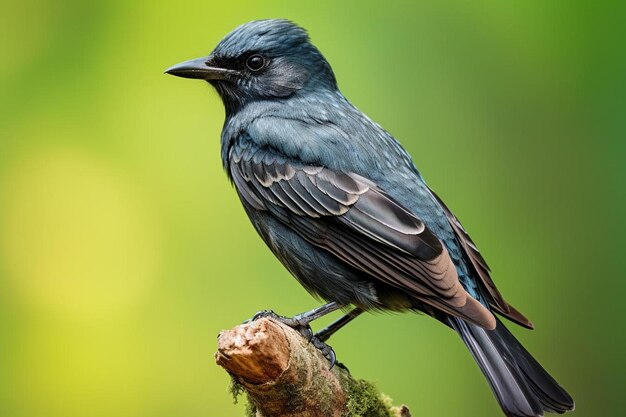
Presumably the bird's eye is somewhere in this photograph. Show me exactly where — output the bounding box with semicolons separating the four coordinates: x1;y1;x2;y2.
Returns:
246;55;266;72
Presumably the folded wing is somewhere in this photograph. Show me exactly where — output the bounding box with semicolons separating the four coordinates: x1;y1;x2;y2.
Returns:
427;189;533;329
230;142;496;329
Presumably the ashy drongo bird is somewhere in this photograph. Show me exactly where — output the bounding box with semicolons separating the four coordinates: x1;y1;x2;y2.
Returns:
166;19;574;417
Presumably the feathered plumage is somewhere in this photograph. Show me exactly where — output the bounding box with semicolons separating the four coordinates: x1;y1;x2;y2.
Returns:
166;19;574;416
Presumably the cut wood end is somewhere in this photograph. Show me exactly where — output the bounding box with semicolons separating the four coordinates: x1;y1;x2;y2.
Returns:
215;318;291;384
215;318;412;417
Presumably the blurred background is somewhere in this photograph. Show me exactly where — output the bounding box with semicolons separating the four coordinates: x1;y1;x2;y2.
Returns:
1;1;624;416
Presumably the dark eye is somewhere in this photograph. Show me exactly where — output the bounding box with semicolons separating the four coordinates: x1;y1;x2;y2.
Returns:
246;55;266;71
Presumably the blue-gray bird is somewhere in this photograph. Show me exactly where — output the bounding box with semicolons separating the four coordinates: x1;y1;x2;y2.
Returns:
166;19;574;417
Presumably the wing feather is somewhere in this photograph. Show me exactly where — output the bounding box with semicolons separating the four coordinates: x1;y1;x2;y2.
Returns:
229;143;496;329
428;188;534;329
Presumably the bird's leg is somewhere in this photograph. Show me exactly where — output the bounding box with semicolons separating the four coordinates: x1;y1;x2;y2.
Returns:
314;307;363;342
250;301;344;368
290;301;344;325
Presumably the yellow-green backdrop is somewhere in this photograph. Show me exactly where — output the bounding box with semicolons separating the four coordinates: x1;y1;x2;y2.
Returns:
1;1;624;416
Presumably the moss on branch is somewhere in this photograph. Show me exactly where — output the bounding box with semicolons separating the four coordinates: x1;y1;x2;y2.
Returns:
216;318;410;417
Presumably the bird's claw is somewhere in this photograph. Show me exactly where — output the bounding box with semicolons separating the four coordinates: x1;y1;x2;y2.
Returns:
249;309;299;326
249;309;280;322
245;309;335;367
310;335;337;369
247;309;313;341
300;326;314;343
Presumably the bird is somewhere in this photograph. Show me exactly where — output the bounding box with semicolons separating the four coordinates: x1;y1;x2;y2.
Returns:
166;19;575;417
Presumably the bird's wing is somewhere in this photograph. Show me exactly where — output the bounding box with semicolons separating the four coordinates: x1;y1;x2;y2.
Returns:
229;142;496;329
427;189;534;329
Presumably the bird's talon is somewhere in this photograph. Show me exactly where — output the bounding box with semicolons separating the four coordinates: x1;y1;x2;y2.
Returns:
250;309;278;322
245;308;338;367
248;310;310;338
299;326;314;343
327;348;336;369
308;334;337;368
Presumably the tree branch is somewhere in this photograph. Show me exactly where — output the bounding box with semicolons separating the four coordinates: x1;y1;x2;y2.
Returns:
215;318;411;417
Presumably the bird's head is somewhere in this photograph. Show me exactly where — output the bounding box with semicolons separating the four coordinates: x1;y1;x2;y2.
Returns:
166;19;337;114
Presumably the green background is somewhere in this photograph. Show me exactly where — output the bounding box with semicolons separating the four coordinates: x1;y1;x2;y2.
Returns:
1;1;624;416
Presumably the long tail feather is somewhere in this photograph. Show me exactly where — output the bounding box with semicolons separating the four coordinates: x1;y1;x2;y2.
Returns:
450;317;574;416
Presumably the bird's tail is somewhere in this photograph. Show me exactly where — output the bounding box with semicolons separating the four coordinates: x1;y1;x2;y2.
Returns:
449;316;574;417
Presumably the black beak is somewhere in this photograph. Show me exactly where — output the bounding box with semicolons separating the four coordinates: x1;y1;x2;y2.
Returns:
164;56;235;80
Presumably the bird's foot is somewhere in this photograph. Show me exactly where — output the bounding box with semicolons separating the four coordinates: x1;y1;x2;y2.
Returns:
309;334;336;369
248;309;314;342
247;309;336;368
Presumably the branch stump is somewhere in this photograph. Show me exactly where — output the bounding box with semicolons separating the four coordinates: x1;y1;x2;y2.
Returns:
215;317;411;417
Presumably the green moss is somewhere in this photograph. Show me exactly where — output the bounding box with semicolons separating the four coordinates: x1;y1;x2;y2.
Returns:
228;376;245;405
342;376;394;417
228;363;398;417
243;399;257;417
228;376;257;417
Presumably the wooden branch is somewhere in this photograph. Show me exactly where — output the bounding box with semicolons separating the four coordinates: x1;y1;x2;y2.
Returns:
215;318;411;417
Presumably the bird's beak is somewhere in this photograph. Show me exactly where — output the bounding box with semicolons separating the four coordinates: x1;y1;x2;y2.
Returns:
164;56;235;80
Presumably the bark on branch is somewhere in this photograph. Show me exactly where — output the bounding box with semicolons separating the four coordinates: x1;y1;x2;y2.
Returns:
215;318;411;417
